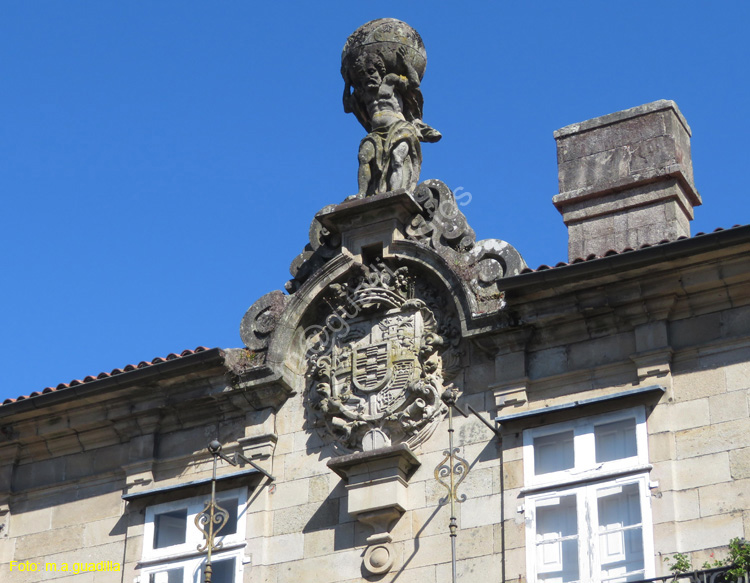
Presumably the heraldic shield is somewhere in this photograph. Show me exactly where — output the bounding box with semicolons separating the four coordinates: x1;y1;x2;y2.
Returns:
306;261;450;454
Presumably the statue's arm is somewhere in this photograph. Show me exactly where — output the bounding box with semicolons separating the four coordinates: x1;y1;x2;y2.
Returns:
383;73;409;93
397;46;420;89
343;82;354;113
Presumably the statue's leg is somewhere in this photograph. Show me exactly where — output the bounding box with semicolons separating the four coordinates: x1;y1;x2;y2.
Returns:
389;141;410;191
358;140;376;197
409;142;421;192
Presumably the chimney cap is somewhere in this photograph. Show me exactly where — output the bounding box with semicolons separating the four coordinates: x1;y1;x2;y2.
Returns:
554;99;691;140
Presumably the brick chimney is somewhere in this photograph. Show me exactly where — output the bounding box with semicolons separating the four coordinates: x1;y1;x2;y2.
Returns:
552;100;702;261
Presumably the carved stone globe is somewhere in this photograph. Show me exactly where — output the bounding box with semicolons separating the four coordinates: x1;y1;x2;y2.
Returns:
341;18;427;82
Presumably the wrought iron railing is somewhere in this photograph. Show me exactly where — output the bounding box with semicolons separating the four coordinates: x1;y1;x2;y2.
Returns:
632;566;749;583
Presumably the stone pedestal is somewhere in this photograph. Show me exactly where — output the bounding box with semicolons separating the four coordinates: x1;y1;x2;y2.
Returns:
553;100;702;261
327;444;420;576
316;190;420;260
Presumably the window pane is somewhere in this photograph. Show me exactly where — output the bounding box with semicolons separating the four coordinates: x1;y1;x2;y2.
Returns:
154;509;187;549
196;557;236;583
535;495;579;583
150;567;183;583
597;483;644;582
534;431;575;475
595;418;637;463
215;498;238;536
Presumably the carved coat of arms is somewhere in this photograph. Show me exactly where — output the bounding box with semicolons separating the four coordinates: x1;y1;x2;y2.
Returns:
306;261;451;453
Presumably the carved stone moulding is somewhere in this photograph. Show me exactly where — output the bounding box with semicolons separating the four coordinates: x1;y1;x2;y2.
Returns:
285;181;526;316
406;180;526;314
240;290;288;352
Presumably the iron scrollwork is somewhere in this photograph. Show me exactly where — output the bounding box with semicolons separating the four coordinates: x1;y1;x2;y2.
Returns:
194;499;229;554
434;446;469;505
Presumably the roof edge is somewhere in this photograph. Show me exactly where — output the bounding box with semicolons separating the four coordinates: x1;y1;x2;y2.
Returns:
0;347;227;418
500;225;750;292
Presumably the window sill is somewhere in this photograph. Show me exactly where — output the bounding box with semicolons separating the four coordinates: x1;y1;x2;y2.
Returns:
520;463;653;496
138;541;247;568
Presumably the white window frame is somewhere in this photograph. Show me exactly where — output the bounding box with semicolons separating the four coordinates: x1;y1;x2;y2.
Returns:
141;547;245;583
140;487;247;583
523;407;650;490
523;407;655;583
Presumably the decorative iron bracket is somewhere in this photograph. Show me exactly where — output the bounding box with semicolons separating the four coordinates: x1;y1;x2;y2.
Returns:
434;387;471;583
196;440;275;583
214;446;276;482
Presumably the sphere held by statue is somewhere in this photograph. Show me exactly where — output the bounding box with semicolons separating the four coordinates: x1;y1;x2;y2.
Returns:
341;18;427;83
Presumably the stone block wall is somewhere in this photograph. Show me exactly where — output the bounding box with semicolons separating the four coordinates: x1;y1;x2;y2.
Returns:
647;348;750;569
240;389;504;583
3;476;125;583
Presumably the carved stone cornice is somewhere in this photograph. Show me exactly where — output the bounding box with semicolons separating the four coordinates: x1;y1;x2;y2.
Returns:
630;347;674;383
278;181;525;313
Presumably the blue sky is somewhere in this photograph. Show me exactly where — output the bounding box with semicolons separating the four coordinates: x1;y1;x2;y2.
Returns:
2;2;748;402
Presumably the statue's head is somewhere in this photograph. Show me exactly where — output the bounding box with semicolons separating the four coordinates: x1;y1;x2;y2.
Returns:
352;52;387;92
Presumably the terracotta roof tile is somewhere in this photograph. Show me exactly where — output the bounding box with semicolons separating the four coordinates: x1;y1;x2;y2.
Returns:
2;347;212;407
519;225;745;274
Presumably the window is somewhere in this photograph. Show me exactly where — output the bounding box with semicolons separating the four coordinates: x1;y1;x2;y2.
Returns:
523;409;654;583
140;488;247;583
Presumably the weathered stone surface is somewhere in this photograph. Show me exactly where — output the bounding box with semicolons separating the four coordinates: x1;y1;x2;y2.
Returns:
14;525;84;560
308;473;331;503
672;367;726;402
409;502;452;538
460;493;502;529
676;419;750;459
406;180;526;313
553;100;702;260
649;460;675;491
670;398;711;431
51;491;122;530
240;290;288;351
729;446;750;480
709;390;749;424
652;520;679;556
652;488;701;524
8;505;53;538
272;498;339;536
648;431;676;463
285;181;525;318
675;513;744;554
698;478;750;517
724;362;750;391
274;548;364;583
672;451;732;490
81;516;124;547
269;477;310;510
342;19;441;197
306;262;452;453
265;532;304;564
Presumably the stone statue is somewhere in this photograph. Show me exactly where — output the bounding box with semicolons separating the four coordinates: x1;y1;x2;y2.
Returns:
342;19;441;198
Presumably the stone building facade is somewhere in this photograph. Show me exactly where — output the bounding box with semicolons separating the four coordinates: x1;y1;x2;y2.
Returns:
1;98;748;583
